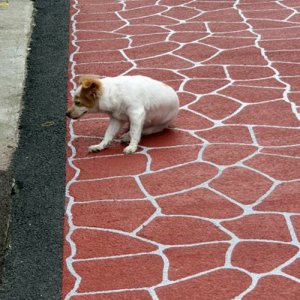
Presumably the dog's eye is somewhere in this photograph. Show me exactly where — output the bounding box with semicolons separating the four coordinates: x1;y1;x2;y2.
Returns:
74;100;82;106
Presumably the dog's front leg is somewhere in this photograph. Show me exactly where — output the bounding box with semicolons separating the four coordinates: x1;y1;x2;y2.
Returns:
124;109;145;154
89;117;122;152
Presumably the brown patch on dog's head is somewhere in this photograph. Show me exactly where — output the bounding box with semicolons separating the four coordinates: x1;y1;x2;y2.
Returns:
78;76;103;108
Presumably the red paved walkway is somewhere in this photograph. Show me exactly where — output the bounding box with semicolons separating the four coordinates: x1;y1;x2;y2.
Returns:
64;0;300;299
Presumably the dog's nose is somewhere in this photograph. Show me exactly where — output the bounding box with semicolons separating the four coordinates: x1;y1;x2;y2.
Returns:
66;111;71;118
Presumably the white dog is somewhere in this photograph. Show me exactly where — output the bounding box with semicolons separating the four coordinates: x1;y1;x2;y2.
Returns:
66;75;179;154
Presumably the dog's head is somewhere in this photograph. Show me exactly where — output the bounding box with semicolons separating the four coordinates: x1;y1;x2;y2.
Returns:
66;76;102;119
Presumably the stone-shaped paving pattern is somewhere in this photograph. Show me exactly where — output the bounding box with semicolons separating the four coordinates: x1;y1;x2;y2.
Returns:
64;0;300;299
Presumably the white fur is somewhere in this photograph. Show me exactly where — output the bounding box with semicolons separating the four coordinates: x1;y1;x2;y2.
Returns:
76;75;179;154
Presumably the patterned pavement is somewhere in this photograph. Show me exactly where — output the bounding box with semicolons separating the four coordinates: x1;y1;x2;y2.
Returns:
64;0;300;299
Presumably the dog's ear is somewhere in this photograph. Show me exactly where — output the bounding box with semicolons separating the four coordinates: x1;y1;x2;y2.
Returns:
79;76;101;90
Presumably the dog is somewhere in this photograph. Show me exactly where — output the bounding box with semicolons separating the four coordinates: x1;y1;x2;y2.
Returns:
66;75;179;154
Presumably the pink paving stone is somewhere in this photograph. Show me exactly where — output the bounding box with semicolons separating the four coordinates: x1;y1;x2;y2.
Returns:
219;31;255;38
202;36;255;50
291;216;300;241
117;25;168;35
175;109;214;130
74;154;147;180
136;54;193;69
282;76;300;92
190;95;240;120
148;145;201;171
220;85;284;103
261;145;300;157
232;242;298;273
77;39;129;52
140;162;218;196
174;43;218;63
196;126;253;144
243;9;292;20
260;39;300;51
74;50;125;64
165;243;230;280
160;0;193;5
137;216;230;245
210;167;273;205
245;154;300;181
170;32;208;43
209;22;248;33
167;23;207;32
244;276;300;300
73;229;157;259
177;92;197;106
289;92;300;106
283;258;300;279
130;34;168;47
222;214;292;242
255;182;300;213
254;127;300;146
72;201;155;232
238;2;283;10
203;144;257;165
140;129;201;147
188;1;232;11
74;255;163;292
163;6;200;20
249;19;296;29
75;62;133;78
72;291;152;300
206;47;267;65
235;78;285;89
184;79;229;94
70;177;144;201
156;269;251;300
268;51;300;64
225;101;300;127
193;8;243;22
257;27;300;40
119;5;166;19
227;66;275;80
124;42;179;60
180;65;226;79
157;188;243;219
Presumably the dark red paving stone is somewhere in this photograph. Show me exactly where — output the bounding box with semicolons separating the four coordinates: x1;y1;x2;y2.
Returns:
167;23;207;32
203;144;257;165
170;32;208;43
163;7;200;20
227;66;275;80
125;0;157;9
206;47;267;65
188;2;232;11
225;101;300;127
130;15;177;26
222;214;292;242
245;154;300;181
202;36;256;49
220;85;283;103
184;79;229;94
254;127;300;146
235;78;286;89
140;129;201;147
140;162;218;196
283;258;300;279
175;109;214;130
74;154;147;180
74;51;125;64
72;290;152;300
165;243;229;280
249;19;296;29
255;182;300;213
291;216;300;241
160;0;192;5
127;69;183;82
75;62;133;78
119;5;166;19
73;229;157;259
158;188;243;219
209;22;248;33
117;25;168;35
77;39;129;52
177;92;197;106
70;177;144;201
190;95;240;120
72;201;155;231
257;27;300;40
138;216;230;245
232;242;298;273
244;276;300;300
124;42;179;60
289;92;300;106
77;3;122;13
76;21;125;32
76;12;120;22
261;145;300;157
148;145;201;171
193;8;243;22
289;13;300;22
74;255;163;292
268;51;300;64
180;65;226;79
210;167;273;205
243;9;292;20
156;269;251;300
175;43;218;62
260;39;300;51
130;34;168;47
136;54;193;69
219;30;256;38
196;126;253;144
282;76;300;92
238;2;283;10
73;119;108;137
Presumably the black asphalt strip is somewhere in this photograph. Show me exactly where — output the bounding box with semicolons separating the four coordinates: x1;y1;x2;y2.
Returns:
0;0;69;299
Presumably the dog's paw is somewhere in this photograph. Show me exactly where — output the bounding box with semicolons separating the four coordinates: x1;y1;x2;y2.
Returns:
123;145;137;154
120;132;130;144
88;143;106;152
